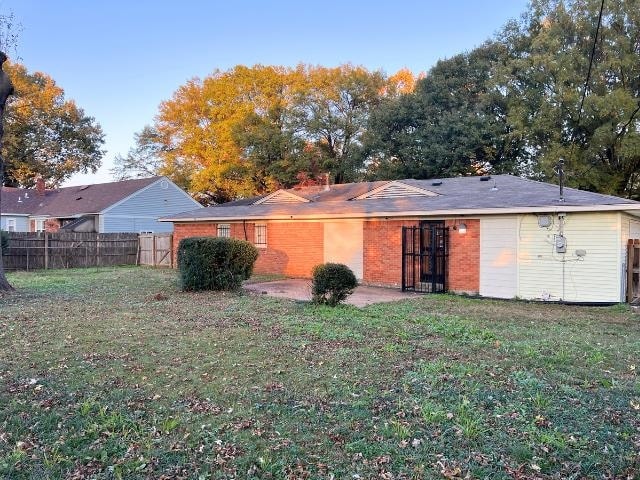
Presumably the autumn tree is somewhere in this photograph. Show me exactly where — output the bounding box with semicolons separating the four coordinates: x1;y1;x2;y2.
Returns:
121;64;407;201
3;63;104;187
152;65;301;202
291;65;388;184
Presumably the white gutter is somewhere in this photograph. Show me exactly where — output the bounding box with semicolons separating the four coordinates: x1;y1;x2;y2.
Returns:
161;203;640;222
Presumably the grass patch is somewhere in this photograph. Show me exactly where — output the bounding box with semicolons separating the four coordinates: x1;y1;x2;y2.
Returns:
0;267;639;478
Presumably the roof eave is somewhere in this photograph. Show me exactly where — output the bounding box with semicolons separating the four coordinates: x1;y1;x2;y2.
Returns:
161;203;640;222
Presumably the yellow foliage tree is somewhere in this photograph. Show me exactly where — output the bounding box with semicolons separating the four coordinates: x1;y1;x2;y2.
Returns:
139;64;415;202
3;63;104;187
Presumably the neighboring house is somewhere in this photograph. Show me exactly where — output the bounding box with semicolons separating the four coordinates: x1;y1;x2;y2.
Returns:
162;175;640;303
1;176;201;233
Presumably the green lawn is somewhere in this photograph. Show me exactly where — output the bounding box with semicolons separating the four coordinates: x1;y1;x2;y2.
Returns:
0;267;638;479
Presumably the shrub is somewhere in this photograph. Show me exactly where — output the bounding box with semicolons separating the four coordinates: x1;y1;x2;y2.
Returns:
177;236;259;291
0;230;8;251
312;263;358;306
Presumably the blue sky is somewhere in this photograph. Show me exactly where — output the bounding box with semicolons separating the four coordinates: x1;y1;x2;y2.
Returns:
2;0;529;186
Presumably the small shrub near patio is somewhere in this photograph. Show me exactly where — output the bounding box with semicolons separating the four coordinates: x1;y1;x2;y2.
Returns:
177;236;259;291
312;262;358;306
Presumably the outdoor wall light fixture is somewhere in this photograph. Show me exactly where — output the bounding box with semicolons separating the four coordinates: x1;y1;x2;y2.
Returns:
457;222;467;234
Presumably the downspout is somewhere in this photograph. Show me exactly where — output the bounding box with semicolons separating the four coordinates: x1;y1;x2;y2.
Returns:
243;220;247;241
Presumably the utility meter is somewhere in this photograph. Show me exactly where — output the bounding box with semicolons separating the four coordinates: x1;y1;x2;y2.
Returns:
555;235;567;254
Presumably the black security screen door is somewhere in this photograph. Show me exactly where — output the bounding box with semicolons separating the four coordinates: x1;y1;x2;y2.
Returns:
402;222;449;293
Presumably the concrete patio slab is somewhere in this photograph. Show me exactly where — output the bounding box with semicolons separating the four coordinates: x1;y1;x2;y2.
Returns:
244;278;421;307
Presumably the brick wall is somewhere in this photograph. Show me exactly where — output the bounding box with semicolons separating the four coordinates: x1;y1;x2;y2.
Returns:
172;221;324;278
172;222;217;265
362;218;480;292
172;217;480;292
254;222;323;277
363;219;418;287
445;219;480;294
45;218;61;233
29;218;61;233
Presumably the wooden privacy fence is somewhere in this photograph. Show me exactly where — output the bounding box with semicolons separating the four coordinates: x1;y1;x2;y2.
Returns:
1;232;139;271
627;239;640;303
138;233;173;267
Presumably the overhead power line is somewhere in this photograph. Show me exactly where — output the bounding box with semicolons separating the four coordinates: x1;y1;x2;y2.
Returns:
574;0;605;130
565;0;605;183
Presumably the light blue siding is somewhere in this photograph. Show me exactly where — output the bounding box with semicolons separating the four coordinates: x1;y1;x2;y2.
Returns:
1;215;29;232
100;179;201;233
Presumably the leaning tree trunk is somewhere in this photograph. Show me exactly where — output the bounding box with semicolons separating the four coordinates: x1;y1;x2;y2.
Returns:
0;260;12;292
0;194;13;292
0;154;13;291
0;50;14;292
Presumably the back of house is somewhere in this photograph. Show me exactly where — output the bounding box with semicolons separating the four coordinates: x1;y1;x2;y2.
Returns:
162;175;640;304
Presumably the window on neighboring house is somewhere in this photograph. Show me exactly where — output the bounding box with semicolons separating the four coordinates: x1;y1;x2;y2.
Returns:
6;218;16;232
35;219;45;232
255;223;267;248
217;224;231;238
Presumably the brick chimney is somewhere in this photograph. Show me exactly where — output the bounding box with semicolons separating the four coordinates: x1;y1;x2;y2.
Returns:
36;176;45;196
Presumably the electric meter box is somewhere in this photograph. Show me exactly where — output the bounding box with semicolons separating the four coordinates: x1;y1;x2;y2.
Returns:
555;235;567;254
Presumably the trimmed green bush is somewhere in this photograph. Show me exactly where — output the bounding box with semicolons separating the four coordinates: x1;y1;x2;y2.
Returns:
177;236;259;291
312;263;358;306
0;230;8;251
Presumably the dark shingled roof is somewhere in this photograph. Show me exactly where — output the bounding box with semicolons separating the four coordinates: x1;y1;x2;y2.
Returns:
1;187;46;215
163;175;640;222
1;177;161;217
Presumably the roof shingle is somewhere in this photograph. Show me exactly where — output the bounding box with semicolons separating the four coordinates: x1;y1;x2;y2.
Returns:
163;175;640;222
1;177;161;217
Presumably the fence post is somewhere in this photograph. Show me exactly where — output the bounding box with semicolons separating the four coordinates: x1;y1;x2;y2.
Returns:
152;235;157;267
44;232;49;270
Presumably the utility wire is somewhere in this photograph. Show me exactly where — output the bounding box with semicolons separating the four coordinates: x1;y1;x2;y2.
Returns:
614;100;640;142
566;0;605;183
574;0;606;131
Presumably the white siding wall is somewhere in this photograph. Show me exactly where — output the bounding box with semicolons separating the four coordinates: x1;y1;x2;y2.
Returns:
0;215;29;232
517;212;621;303
480;217;518;299
323;221;364;279
100;179;201;233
